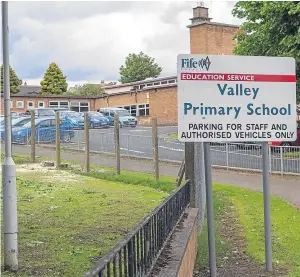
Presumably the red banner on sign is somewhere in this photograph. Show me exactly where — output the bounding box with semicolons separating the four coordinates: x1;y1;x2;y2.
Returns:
180;73;296;82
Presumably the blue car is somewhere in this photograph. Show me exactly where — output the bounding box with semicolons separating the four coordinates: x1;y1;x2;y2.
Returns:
86;112;109;129
59;111;84;129
12;117;74;144
0;117;31;141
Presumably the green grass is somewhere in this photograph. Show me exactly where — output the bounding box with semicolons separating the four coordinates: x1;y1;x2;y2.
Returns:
1;152;177;193
1;168;168;277
206;183;300;277
168;133;178;140
284;151;300;158
196;191;229;270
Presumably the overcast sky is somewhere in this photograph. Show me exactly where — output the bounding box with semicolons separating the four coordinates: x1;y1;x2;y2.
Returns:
0;1;243;86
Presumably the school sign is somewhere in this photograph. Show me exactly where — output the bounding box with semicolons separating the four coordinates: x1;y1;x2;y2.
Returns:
177;55;297;142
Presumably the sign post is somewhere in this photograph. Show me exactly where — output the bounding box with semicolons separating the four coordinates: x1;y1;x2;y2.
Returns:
177;54;296;275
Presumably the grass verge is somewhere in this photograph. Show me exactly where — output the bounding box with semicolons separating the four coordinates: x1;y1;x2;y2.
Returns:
1;152;177;193
197;183;300;277
1;165;168;277
284;151;300;158
168;133;178;140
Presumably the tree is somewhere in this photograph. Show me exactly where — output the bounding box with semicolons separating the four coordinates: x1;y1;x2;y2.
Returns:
0;65;22;94
232;1;300;102
65;83;105;96
40;62;68;95
119;51;162;83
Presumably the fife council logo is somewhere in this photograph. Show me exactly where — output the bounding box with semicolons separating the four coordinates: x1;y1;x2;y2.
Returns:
181;56;211;71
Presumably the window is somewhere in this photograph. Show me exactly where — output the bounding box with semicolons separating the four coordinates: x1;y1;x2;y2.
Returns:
16;101;24;109
49;101;59;108
140;84;145;89
154;82;160;86
161;81;167;85
168;79;176;84
49;101;69;109
119;105;137;116
27;101;34;109
137;104;149;116
38;120;52;128
70;101;89;112
146;83;153;87
38;101;45;108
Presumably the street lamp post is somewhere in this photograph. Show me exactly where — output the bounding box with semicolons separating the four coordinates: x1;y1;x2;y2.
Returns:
2;1;19;271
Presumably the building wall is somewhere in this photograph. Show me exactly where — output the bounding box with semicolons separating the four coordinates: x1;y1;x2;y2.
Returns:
189;23;239;54
94;86;178;126
1;96;95;113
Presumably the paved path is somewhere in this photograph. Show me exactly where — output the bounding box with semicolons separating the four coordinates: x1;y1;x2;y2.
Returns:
11;144;300;209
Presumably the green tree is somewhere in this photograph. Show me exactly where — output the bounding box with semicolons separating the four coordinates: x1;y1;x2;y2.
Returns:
65;83;104;96
0;64;22;94
40;62;68;95
119;51;162;83
232;1;300;102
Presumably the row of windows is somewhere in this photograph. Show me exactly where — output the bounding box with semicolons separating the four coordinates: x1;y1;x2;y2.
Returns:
14;100;45;109
12;100;90;112
133;79;176;90
118;104;150;117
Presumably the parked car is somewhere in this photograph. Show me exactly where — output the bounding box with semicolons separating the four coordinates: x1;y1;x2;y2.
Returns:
0;116;31;141
86;112;110;129
58;110;84;129
23;108;56;117
268;120;300;150
99;112;114;126
12;117;74;144
98;108;137;128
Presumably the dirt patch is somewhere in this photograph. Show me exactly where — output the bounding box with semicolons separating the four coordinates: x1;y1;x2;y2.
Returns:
194;195;288;277
15;163;81;184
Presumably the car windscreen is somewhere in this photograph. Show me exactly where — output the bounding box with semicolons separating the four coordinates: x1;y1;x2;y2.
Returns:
63;111;81;118
39;109;55;116
116;110;130;117
12;118;31;126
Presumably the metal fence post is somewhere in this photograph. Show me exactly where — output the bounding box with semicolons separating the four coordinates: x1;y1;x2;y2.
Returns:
77;130;80;151
268;145;272;174
84;113;90;172
55;112;60;169
225;143;229;170
185;142;195;207
114;113;120;175
152;117;159;181
30;110;35;163
127;134;130;155
280;146;284;176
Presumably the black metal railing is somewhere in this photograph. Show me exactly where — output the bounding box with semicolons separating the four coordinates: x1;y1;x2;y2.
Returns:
83;180;191;277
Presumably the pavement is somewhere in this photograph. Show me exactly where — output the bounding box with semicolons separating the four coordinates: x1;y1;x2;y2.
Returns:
68;126;300;174
10;143;300;209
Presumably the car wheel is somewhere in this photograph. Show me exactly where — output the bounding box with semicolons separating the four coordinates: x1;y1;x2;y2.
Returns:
119;122;123;128
90;122;95;129
63;133;71;143
131;125;137;128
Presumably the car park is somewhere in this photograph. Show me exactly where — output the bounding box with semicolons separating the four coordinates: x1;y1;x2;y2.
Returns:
98;108;137;128
12;117;74;144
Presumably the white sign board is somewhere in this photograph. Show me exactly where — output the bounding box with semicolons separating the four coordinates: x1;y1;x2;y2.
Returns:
177;55;297;142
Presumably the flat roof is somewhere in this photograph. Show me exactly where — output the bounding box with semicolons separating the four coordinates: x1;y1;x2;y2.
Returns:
104;76;177;89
